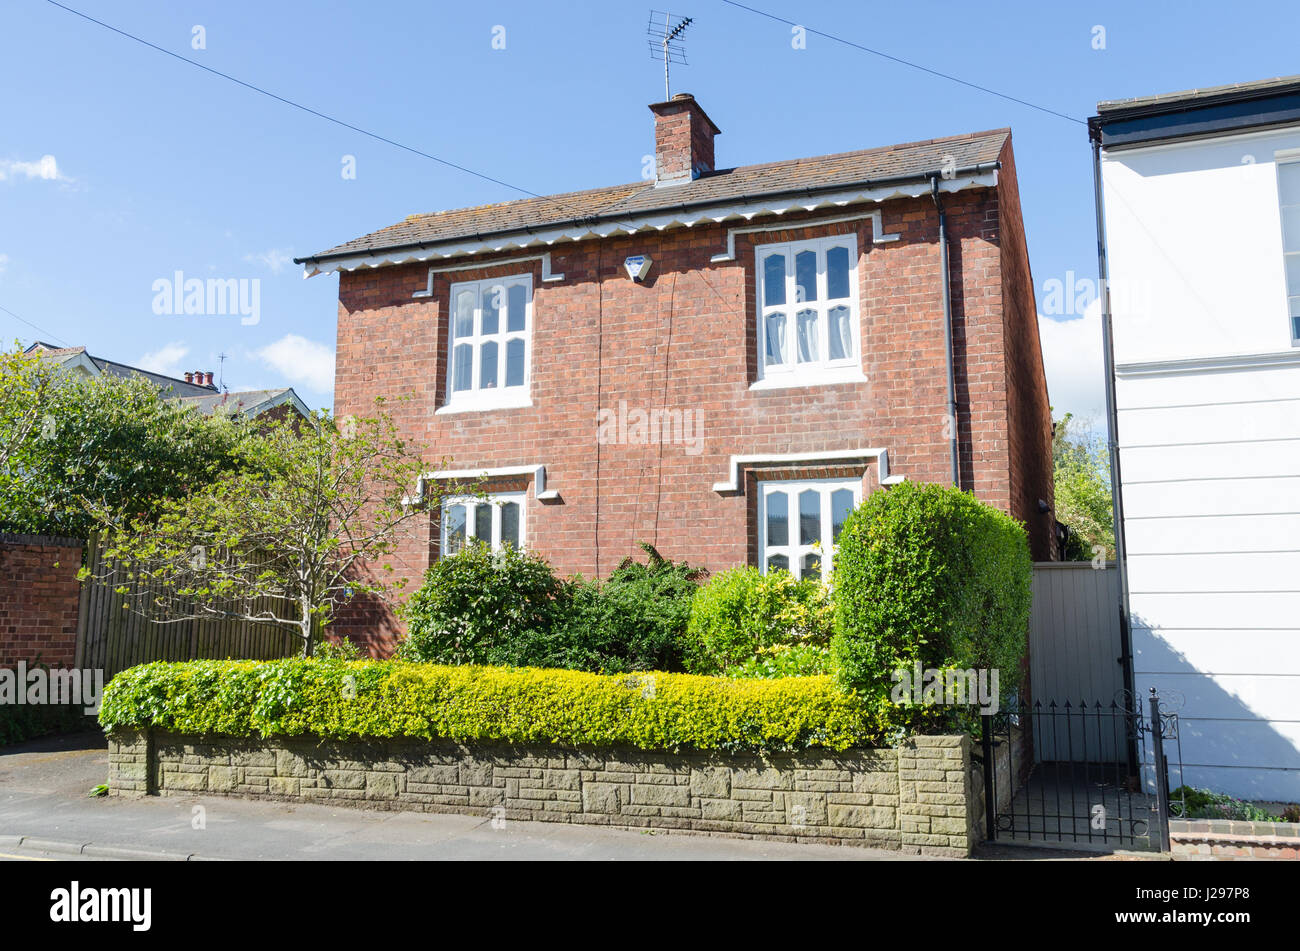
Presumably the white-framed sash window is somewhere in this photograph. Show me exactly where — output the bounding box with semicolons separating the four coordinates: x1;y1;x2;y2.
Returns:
755;234;862;386
446;274;532;409
1277;161;1300;345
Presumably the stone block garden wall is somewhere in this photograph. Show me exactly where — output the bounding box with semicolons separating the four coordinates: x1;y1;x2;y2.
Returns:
109;729;977;856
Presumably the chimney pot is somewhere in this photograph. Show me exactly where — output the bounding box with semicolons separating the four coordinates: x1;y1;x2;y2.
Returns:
649;93;720;186
205;372;214;387
184;372;194;383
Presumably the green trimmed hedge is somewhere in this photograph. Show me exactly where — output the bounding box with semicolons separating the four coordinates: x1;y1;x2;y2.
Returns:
98;658;894;753
831;482;1032;702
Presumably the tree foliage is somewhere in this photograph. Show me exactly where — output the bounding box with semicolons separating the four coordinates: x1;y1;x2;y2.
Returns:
0;347;254;536
1052;412;1114;560
84;404;439;657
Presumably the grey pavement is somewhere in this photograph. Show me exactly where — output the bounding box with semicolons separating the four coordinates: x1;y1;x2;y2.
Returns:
0;731;930;861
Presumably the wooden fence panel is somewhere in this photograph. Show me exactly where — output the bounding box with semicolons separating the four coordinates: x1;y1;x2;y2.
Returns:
75;538;301;679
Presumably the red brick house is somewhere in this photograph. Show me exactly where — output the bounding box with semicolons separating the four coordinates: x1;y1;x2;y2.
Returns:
298;94;1054;655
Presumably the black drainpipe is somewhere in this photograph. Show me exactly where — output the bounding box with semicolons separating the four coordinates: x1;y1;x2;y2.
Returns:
931;174;960;489
1090;131;1139;776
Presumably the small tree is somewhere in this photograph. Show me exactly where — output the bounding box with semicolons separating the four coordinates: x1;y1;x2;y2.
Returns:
85;403;443;657
1053;412;1114;560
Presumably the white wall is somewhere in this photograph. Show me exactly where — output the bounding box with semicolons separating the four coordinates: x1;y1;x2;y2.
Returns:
1103;126;1300;802
1103;126;1300;364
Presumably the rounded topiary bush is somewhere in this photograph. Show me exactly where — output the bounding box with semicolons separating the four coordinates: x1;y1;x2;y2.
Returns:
830;482;1031;701
683;566;833;675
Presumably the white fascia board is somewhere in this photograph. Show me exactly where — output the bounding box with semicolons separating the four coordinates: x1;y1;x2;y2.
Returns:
301;173;997;279
410;464;558;504
711;447;903;493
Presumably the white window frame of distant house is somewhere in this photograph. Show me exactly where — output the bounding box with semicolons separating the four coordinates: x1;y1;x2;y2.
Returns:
1277;159;1300;346
757;477;861;583
753;233;863;388
439;492;526;557
443;274;533;411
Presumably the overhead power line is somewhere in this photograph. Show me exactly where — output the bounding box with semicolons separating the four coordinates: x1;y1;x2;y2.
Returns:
43;0;548;199
0;303;70;347
718;0;1086;125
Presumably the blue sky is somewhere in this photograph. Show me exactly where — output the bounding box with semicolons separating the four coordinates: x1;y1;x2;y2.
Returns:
2;0;1296;420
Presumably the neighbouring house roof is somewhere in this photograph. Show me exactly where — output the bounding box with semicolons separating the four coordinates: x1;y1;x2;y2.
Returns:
296;128;1009;274
174;388;312;421
24;342;311;421
1096;74;1300;114
1091;74;1300;149
27;341;216;397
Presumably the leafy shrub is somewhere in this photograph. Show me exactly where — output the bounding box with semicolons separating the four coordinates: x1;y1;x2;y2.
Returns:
683;567;832;674
1172;786;1282;822
98;658;896;752
397;542;570;667
398;542;703;673
559;543;704;672
726;643;835;680
830;482;1031;706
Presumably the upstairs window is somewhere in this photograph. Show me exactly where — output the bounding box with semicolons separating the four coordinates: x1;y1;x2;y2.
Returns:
756;234;861;385
1279;162;1300;345
446;275;532;409
757;478;860;583
440;493;525;557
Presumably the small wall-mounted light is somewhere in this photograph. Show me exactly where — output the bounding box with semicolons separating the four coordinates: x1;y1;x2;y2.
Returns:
624;254;653;283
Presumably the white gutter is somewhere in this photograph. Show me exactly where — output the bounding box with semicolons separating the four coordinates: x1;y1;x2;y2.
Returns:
300;172;997;278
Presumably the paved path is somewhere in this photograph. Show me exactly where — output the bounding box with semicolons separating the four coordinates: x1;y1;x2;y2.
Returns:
0;732;929;861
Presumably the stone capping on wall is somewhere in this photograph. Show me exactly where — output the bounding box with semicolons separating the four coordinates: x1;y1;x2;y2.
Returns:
1170;818;1300;860
0;533;85;548
109;729;980;856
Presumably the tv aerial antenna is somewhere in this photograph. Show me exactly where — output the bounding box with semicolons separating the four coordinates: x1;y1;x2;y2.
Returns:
217;351;229;391
648;11;693;100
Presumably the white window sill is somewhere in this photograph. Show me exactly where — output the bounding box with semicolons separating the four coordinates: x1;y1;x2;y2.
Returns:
436;393;533;415
749;367;867;392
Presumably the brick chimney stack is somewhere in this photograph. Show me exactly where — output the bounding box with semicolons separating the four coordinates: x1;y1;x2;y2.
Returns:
649;93;720;186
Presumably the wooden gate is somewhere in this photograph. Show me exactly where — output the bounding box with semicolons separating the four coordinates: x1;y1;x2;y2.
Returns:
1028;562;1127;762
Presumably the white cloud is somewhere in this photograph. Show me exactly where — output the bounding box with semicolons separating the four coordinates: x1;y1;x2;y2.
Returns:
255;334;334;393
138;342;191;379
244;248;294;275
1038;299;1107;426
0;155;66;183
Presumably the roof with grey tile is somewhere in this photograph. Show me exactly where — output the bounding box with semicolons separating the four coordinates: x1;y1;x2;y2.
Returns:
298;128;1009;263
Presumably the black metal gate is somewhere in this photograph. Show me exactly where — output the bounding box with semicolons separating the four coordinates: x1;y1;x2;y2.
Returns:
979;687;1182;851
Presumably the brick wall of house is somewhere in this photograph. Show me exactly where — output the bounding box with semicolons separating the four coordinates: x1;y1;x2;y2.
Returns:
994;139;1056;560
0;535;83;668
332;170;1051;652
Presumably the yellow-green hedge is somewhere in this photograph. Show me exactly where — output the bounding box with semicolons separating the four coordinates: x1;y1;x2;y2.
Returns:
98;659;892;752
